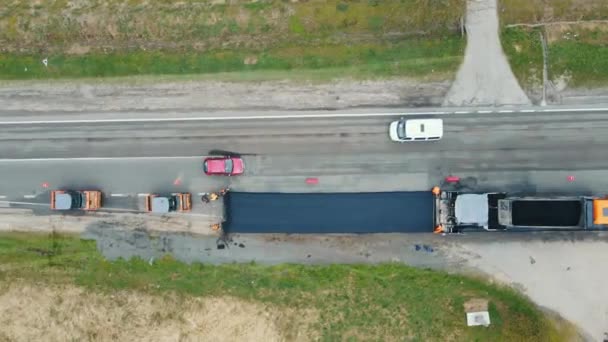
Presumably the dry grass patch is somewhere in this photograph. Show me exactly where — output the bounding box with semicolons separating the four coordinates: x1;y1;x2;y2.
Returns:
499;0;608;25
500;0;608;89
0;0;465;53
0;282;316;342
0;0;465;80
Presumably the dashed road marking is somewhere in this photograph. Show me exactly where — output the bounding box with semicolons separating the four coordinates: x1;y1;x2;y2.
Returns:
544;107;608;113
0;156;201;162
1;107;607;126
23;194;36;199
0;195;6;199
110;193;128;197
0;201;48;206
100;207;140;212
137;193;149;197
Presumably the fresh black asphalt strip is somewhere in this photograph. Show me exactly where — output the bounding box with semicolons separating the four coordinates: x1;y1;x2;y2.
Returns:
224;191;434;234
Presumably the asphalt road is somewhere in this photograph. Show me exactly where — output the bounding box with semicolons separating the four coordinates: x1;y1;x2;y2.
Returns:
2;107;608;204
2;109;608;160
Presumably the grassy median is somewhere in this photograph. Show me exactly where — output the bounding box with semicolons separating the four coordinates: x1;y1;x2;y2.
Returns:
499;0;608;89
0;232;577;341
0;0;466;81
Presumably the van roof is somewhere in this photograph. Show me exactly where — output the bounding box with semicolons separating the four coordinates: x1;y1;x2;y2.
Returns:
405;119;443;139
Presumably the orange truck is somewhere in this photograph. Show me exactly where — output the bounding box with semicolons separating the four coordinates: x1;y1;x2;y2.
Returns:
50;190;102;210
144;193;192;213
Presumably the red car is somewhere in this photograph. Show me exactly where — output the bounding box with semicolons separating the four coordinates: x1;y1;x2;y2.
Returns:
203;156;244;176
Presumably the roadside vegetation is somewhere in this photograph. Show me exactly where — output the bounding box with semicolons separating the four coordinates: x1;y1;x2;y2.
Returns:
0;0;465;81
499;0;608;90
0;232;578;341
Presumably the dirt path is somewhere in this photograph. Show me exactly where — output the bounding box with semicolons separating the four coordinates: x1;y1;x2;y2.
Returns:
444;0;530;106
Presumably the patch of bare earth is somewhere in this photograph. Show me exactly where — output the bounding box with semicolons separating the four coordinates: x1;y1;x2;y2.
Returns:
0;283;317;342
0;78;450;112
544;22;608;44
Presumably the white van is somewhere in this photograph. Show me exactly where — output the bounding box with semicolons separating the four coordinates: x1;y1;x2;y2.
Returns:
389;118;443;142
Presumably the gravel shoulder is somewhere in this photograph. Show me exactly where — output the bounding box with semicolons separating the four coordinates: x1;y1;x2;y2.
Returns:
0;78;450;112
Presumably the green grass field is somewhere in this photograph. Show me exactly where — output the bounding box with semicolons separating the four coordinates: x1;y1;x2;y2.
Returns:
0;232;577;341
0;0;466;81
0;39;464;80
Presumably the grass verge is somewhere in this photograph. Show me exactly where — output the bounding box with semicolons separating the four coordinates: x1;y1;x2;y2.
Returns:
0;0;465;81
0;232;577;341
0;39;464;80
501;27;544;89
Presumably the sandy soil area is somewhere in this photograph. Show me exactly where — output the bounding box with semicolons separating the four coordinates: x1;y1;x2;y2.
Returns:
0;283;315;342
0;78;450;112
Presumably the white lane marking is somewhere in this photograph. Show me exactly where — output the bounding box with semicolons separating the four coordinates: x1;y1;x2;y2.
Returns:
0;108;608;125
423;111;449;114
477;110;493;114
137;193;149;197
543;107;608;113
1;107;608;126
197;192;207;196
110;193;128;197
0;156;201;162
23;194;36;199
0;195;6;199
101;207;140;212
0;112;440;125
0;201;48;206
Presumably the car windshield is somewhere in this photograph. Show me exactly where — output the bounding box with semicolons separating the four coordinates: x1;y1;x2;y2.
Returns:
398;121;406;138
224;159;233;173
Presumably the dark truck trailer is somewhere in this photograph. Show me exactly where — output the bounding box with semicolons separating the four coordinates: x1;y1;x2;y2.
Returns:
498;197;608;230
224;191;436;234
